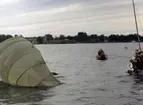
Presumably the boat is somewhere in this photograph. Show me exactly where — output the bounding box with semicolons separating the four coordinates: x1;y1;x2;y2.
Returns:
125;46;128;49
96;55;108;60
96;54;108;60
127;63;143;76
96;49;108;60
127;0;143;76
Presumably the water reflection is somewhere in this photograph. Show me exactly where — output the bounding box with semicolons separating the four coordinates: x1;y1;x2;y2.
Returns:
123;76;143;105
132;75;143;83
0;82;55;104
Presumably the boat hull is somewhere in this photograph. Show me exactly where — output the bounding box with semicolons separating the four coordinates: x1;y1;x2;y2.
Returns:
96;55;108;60
127;63;143;76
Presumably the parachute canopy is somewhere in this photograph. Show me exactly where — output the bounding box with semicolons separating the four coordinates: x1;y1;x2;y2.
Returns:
0;37;60;87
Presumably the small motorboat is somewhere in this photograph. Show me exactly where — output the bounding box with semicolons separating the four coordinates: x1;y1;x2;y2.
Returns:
125;46;128;49
96;49;108;60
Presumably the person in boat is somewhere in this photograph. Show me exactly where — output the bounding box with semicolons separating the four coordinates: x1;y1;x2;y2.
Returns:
130;49;143;74
98;49;105;56
125;46;128;49
97;49;107;60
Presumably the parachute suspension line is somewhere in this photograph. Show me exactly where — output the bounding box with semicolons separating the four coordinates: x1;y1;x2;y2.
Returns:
45;55;71;64
134;1;143;51
28;67;30;87
136;7;143;35
36;76;49;87
132;0;141;50
32;37;36;48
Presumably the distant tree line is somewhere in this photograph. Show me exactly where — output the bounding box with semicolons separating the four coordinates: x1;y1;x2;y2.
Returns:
0;34;13;43
0;32;143;44
36;32;143;44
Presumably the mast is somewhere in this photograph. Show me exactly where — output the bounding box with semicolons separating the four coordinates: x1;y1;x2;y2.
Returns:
132;0;141;50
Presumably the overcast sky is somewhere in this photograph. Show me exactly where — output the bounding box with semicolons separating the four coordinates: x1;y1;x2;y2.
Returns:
0;0;143;37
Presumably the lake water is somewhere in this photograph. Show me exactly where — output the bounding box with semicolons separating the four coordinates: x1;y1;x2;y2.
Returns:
1;43;143;105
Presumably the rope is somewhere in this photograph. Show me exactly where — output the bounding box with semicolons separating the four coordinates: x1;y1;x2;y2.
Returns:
45;55;70;64
135;5;143;34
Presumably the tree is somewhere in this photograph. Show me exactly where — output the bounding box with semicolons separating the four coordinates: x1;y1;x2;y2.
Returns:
76;32;88;42
67;35;74;40
45;34;53;41
0;34;13;43
98;34;105;42
14;35;18;37
36;36;43;44
19;35;23;37
54;36;59;40
59;35;65;40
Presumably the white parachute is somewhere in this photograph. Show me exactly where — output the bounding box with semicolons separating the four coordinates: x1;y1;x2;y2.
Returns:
0;37;60;87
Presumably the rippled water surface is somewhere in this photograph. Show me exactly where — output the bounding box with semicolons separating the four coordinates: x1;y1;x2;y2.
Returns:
1;43;143;105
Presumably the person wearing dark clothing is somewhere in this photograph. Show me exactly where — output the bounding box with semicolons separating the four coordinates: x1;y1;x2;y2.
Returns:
130;50;143;75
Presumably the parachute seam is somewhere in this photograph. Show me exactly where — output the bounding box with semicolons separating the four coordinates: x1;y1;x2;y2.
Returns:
1;47;27;75
7;52;30;82
36;77;48;87
1;51;14;70
0;40;27;71
1;52;14;82
0;41;29;81
28;66;30;88
16;62;45;86
36;73;52;87
0;37;23;45
0;40;27;55
7;50;40;82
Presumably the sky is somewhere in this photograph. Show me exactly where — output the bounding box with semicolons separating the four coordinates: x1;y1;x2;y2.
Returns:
0;0;143;37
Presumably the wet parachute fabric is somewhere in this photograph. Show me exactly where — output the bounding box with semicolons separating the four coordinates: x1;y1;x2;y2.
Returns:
0;37;60;87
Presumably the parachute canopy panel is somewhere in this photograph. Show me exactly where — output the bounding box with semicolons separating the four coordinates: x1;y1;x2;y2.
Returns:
0;37;60;87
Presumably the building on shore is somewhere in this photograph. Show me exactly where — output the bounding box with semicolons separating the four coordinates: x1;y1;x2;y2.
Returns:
25;35;76;44
48;39;76;44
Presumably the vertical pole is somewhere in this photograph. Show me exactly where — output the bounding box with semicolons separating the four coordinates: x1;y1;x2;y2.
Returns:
132;0;141;50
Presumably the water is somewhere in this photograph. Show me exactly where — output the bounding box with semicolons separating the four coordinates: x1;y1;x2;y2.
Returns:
1;43;143;105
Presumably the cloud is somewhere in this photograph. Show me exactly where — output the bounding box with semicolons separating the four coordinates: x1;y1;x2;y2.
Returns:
0;0;19;5
0;0;143;37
